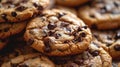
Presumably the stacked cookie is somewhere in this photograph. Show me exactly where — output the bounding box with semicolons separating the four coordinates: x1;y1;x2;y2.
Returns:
0;0;120;67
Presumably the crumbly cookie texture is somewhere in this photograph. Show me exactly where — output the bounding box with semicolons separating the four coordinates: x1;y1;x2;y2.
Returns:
92;29;120;59
50;40;112;67
0;0;50;23
78;0;120;30
1;53;55;67
24;9;92;56
0;22;27;39
56;0;89;7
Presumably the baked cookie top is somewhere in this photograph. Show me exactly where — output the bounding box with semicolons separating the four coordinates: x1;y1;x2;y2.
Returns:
1;53;55;67
0;0;50;22
0;22;27;39
92;29;120;58
50;40;112;67
78;0;120;30
24;9;92;56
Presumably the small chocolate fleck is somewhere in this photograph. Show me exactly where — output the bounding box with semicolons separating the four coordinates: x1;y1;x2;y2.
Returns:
27;39;34;45
89;14;95;18
15;6;27;11
80;32;86;37
57;13;66;18
90;50;99;56
64;40;69;43
114;45;120;51
33;3;38;7
47;23;57;30
1;14;8;21
11;12;17;17
77;27;82;31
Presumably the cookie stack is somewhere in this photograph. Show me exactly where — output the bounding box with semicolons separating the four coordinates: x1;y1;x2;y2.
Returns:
0;0;119;67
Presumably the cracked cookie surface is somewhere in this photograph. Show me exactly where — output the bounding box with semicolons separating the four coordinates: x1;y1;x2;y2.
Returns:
78;0;120;30
50;40;112;67
92;29;120;59
24;9;92;56
0;0;50;22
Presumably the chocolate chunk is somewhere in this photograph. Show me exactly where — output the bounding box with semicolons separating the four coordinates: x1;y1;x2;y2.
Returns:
80;32;86;37
115;31;120;39
4;27;9;32
89;14;95;18
37;5;43;10
47;23;57;30
57;13;66;18
16;6;27;11
90;50;99;56
91;24;97;29
1;14;8;21
61;22;69;27
27;39;34;45
43;38;51;52
11;12;17;17
54;33;61;39
114;45;120;51
19;64;29;67
82;26;88;29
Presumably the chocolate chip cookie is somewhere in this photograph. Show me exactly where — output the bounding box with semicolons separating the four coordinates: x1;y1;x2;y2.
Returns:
1;53;55;67
92;29;120;59
0;0;50;23
0;22;27;39
24;9;92;56
56;0;89;7
78;0;120;30
50;40;112;67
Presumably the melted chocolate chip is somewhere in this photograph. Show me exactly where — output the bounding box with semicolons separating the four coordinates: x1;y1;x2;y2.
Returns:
19;64;29;67
89;14;95;18
57;13;66;18
115;31;120;39
91;24;97;29
27;39;34;45
114;45;120;51
80;32;86;37
16;6;27;11
90;50;99;56
61;22;69;27
82;26;88;29
1;14;8;21
11;12;17;17
47;23;57;30
43;38;51;53
54;33;61;39
37;5;43;10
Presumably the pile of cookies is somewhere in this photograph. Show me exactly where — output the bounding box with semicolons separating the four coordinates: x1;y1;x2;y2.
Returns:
0;0;119;67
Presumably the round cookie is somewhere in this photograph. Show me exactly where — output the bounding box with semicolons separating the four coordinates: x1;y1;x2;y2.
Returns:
78;0;120;30
24;9;92;56
50;40;112;67
56;0;89;7
92;29;120;59
0;22;27;39
0;0;50;23
1;53;55;67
